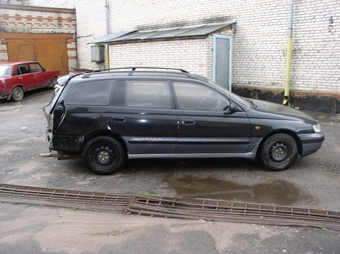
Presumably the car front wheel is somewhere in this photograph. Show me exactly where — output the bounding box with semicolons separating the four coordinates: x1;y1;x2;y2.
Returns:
12;86;24;102
260;133;298;171
83;136;126;175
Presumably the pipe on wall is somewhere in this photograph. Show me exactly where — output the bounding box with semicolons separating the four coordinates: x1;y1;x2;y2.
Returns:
105;0;110;69
283;0;293;105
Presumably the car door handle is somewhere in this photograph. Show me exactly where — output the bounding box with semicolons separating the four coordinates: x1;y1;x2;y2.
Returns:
112;117;125;122
181;119;196;125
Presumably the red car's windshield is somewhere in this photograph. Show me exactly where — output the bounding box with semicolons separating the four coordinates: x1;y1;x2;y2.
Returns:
0;65;12;76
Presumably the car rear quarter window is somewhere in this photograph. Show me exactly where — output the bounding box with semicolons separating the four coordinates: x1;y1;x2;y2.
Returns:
0;65;12;76
66;80;113;105
173;82;229;111
126;80;171;108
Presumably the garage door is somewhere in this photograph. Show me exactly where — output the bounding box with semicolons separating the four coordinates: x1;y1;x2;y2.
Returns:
4;33;70;75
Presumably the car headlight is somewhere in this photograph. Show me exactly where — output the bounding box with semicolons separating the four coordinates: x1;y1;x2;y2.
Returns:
313;124;322;133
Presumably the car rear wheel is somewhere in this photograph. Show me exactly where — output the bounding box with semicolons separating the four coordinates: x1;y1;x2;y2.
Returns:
12;87;24;102
83;136;126;175
260;133;298;171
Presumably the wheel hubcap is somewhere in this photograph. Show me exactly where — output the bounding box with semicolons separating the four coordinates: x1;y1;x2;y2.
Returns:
14;90;20;97
270;143;288;161
95;146;113;165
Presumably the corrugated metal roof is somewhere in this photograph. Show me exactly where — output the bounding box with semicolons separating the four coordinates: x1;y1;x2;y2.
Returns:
89;21;236;44
87;31;136;44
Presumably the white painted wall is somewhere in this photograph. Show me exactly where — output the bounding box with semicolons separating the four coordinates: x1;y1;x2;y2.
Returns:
27;0;340;92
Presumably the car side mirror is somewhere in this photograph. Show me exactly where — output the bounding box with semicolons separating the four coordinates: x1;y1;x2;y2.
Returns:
223;103;237;115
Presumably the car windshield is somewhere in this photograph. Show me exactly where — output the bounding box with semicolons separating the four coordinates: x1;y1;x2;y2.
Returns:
0;65;12;76
207;80;253;108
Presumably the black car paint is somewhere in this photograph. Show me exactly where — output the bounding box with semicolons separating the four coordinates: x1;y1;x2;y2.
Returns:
43;71;325;173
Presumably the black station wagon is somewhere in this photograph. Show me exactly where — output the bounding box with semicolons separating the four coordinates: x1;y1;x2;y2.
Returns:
42;67;325;174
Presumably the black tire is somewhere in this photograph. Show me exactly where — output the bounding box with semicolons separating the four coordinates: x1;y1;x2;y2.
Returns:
50;77;58;89
83;136;126;175
12;86;24;102
260;133;298;171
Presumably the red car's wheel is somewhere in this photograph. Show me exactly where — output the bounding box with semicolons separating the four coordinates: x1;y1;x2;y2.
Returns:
12;87;24;102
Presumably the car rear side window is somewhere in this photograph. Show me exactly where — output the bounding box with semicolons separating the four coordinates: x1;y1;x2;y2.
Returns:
66;80;113;105
126;80;171;108
17;64;30;75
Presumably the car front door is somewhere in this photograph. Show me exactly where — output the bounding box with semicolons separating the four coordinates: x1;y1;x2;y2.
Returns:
28;62;47;87
173;81;251;154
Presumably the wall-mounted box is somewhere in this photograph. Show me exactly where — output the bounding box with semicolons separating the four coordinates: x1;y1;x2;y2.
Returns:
91;45;104;62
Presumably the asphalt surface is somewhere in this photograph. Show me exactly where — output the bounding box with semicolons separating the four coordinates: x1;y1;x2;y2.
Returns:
0;88;340;253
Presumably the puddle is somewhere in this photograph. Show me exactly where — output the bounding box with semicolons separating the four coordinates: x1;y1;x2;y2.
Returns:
167;176;313;206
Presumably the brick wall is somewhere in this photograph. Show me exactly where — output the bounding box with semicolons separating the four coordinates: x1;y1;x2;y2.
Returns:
0;4;76;71
0;38;8;60
0;5;76;34
74;0;107;71
11;0;340;95
110;39;212;78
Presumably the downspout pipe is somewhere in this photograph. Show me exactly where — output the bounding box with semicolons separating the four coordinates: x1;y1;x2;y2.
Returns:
283;0;293;105
105;0;110;69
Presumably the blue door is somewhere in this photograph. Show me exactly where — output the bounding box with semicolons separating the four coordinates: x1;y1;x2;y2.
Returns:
213;35;232;91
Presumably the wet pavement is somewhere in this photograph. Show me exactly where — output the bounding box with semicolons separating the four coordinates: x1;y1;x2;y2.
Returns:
0;88;340;253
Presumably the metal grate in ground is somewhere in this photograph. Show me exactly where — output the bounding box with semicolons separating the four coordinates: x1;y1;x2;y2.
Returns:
1;183;340;231
0;183;132;212
124;195;340;231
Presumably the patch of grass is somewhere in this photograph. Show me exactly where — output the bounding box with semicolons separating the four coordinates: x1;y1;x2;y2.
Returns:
233;198;242;202
331;101;337;115
142;192;155;197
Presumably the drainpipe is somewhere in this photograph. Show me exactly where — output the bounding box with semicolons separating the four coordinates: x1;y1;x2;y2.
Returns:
283;0;293;106
105;0;110;69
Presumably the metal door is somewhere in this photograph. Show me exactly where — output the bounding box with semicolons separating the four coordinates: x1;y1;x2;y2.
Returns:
18;44;35;61
213;35;232;91
4;33;70;75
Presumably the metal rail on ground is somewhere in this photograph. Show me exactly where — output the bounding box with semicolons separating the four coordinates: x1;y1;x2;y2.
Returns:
0;183;132;212
1;184;340;231
124;196;340;230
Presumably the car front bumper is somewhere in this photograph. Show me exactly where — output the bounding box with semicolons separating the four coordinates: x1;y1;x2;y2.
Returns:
298;132;325;157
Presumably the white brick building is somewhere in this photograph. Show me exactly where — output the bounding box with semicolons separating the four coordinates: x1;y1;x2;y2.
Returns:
1;0;339;112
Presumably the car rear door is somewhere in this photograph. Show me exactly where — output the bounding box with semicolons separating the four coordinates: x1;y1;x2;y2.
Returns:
173;81;251;154
17;64;35;90
109;79;178;155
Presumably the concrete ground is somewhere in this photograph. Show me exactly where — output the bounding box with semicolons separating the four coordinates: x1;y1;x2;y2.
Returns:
0;88;340;253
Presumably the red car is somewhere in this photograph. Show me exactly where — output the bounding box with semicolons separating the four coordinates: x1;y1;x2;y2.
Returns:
0;61;60;102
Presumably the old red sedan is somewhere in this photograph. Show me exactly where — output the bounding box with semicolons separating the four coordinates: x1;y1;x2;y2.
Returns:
0;61;60;102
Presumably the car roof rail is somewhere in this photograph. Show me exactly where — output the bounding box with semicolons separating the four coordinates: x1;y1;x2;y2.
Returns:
81;67;196;78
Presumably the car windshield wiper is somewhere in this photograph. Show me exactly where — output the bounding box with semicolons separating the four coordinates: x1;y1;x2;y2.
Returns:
242;97;258;109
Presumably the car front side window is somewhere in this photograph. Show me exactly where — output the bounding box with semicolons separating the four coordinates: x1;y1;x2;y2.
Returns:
29;63;43;72
173;82;230;111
